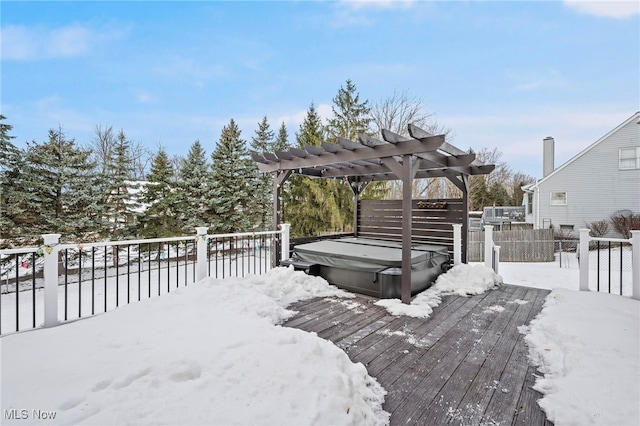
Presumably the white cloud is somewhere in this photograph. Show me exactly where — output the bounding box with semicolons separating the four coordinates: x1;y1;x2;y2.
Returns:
331;0;416;28
506;68;567;92
563;0;640;19
339;0;416;10
1;23;128;61
135;90;159;104
277;103;334;130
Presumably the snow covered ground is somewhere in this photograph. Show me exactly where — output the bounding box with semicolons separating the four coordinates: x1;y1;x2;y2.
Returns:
1;261;638;425
1;268;389;425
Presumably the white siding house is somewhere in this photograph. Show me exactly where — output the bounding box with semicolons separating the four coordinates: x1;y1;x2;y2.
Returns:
523;111;640;234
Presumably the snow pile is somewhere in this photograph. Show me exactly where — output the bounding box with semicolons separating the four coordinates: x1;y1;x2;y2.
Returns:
375;264;501;318
522;289;640;425
1;267;389;425
433;263;502;296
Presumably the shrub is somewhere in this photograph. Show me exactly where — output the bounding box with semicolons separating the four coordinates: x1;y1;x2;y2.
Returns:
586;220;609;237
609;212;640;239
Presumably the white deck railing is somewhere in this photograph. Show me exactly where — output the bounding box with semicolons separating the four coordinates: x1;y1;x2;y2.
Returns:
578;229;639;300
0;225;290;334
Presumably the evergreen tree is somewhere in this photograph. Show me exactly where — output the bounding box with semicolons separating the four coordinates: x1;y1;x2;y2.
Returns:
0;116;32;246
273;121;291;152
250;116;275;230
176;140;210;232
325;79;372;142
140;147;180;237
101;130;141;239
326;80;385;224
24;127;100;240
209;119;254;233
284;105;343;236
469;176;489;211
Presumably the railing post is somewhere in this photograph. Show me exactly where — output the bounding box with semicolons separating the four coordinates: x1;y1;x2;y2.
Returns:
280;223;291;263
452;224;462;265
484;225;493;269
632;230;640;301
42;233;61;328
493;245;501;274
195;227;208;282
579;228;590;292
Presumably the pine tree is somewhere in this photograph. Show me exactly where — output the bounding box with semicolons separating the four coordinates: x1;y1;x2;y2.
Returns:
140;147;180;237
0;116;33;246
101;130;141;239
250;116;275;230
273;121;291;152
325;79;372;142
284;105;343;236
326;80;386;224
176;140;210;232
23;127;100;241
209;119;254;234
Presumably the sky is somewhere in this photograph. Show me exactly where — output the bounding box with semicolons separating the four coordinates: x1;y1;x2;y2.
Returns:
2;0;639;179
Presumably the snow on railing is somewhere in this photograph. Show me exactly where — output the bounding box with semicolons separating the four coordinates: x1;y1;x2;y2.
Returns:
578;229;639;300
0;225;290;335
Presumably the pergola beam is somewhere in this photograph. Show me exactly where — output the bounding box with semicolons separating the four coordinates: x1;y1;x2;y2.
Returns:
255;135;446;173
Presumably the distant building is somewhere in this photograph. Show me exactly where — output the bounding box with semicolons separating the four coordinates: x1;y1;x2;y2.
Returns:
522;112;640;234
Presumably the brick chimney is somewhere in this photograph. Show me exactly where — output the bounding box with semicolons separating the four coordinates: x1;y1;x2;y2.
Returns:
543;136;555;177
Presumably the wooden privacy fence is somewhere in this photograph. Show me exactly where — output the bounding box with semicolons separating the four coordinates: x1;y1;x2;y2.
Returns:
468;228;555;262
357;198;466;261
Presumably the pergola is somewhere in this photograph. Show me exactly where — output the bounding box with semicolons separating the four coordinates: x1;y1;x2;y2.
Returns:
252;124;495;303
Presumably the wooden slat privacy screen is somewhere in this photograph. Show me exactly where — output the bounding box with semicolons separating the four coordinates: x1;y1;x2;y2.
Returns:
357;198;466;261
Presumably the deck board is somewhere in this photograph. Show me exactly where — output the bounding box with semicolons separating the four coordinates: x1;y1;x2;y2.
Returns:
284;284;551;425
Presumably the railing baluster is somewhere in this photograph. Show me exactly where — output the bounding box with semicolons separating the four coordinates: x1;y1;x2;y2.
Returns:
175;242;179;289
32;252;36;328
608;241;612;293
116;245;119;308
64;249;69;321
104;246;108;313
185;241;189;285
79;248;82;318
597;241;600;292
15;255;19;331
215;238;219;279
167;244;170;293
148;244;151;298
127;245;131;304
137;243;141;301
157;245;161;296
92;248;95;315
620;242;623;295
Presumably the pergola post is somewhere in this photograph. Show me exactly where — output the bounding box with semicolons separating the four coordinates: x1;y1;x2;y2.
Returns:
401;156;419;304
348;177;371;238
271;170;291;267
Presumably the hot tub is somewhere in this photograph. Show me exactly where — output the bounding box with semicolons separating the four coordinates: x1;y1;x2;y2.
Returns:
287;237;450;298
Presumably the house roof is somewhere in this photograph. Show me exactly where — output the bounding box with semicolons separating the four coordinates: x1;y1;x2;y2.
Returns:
523;111;640;192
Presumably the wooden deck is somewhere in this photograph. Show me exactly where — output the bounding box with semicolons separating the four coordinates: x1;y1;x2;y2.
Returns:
284;284;553;425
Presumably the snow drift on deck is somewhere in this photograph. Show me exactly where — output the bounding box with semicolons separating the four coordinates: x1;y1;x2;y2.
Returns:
522;289;640;425
0;267;389;425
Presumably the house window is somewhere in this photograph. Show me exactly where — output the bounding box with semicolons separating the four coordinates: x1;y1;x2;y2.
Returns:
526;193;533;214
619;147;640;170
550;191;567;205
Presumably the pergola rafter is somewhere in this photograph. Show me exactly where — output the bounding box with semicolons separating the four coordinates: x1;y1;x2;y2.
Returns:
252;124;495;304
